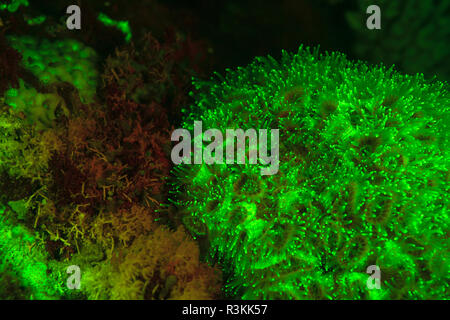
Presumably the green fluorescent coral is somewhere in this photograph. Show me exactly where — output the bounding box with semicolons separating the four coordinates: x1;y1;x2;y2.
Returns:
0;205;71;299
4;36;98;128
25;15;46;26
0;0;28;13
173;46;449;299
98;13;132;42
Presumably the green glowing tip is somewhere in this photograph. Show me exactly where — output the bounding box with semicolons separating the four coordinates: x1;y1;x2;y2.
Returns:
173;46;450;300
0;0;29;12
97;12;132;42
26;15;46;26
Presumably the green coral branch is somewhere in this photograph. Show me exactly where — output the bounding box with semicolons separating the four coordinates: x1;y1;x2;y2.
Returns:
98;12;132;43
0;0;29;13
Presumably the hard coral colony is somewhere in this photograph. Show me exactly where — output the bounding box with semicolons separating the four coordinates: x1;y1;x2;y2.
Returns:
173;47;449;299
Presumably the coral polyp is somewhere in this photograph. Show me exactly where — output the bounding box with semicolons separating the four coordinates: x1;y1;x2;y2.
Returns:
173;46;449;299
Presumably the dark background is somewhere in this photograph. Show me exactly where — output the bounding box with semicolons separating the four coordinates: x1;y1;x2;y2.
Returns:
3;0;449;88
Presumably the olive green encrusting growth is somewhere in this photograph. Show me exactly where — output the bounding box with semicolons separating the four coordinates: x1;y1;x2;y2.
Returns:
4;36;98;129
172;46;449;299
